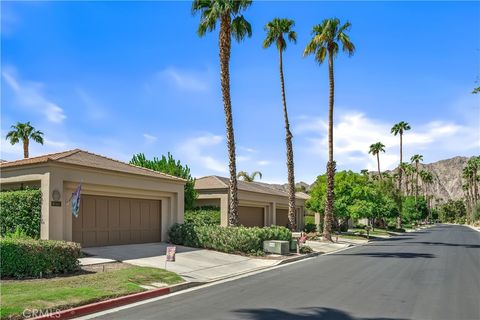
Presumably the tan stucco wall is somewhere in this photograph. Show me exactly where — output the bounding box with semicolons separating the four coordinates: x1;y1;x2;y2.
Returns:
0;163;185;243
196;188;306;229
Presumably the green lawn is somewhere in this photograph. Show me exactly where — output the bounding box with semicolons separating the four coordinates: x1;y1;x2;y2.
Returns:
338;234;368;241
349;228;391;236
0;266;183;319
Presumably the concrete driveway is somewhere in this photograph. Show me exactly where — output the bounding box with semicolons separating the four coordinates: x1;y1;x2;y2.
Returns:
81;242;279;282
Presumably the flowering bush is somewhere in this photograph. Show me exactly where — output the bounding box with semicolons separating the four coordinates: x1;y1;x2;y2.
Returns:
0;238;81;278
169;223;291;255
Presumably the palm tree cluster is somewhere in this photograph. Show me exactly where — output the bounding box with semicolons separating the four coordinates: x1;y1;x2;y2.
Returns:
366;122;439;227
193;1;354;238
463;156;480;223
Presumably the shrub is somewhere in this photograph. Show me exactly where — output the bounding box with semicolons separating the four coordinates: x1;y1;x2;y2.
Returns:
0;238;81;278
169;223;291;255
299;245;313;254
0;189;42;238
184;206;221;226
130;153;197;209
304;223;317;233
304;215;315;225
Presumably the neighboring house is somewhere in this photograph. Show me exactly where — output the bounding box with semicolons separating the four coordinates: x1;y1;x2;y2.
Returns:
194;176;309;229
0;149;186;247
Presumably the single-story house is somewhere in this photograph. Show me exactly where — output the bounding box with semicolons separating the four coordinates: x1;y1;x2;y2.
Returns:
0;149;186;247
194;176;309;229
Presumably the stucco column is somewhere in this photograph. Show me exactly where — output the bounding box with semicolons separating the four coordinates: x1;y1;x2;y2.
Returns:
271;202;276;226
40;173;51;240
314;211;321;232
220;194;228;227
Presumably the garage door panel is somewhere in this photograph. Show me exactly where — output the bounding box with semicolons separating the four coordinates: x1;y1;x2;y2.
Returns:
109;231;120;244
131;230;142;243
130;201;141;228
96;198;108;229
150;209;160;227
119;201;130;229
108;199;120;228
97;231;109;246
140;202;150;228
238;206;264;227
73;195;161;247
83;231;96;247
120;231;131;244
276;209;289;228
83;198;96;229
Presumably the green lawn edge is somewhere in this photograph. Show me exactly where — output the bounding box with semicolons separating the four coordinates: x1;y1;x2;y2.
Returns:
0;266;183;320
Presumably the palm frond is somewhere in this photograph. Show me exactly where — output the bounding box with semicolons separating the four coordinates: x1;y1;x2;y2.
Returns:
231;15;252;42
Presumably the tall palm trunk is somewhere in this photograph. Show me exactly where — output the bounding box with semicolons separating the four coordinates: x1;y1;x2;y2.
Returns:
415;163;419;204
473;167;478;204
376;153;382;181
397;132;403;229
23;139;29;158
324;50;335;242
219;14;239;226
279;49;296;231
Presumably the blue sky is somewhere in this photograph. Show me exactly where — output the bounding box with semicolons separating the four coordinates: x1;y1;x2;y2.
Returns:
2;1;479;183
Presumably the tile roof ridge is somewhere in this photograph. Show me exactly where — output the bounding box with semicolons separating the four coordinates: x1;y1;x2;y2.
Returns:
73;149;186;182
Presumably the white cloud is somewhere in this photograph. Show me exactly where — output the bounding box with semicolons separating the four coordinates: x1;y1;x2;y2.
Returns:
143;133;157;144
2;69;66;123
239;146;257;153
295;110;480;172
258;160;271;166
76;88;108;120
237;155;251;162
178;133;227;173
155;67;210;92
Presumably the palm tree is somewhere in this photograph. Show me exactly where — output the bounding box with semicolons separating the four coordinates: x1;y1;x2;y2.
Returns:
237;171;262;182
6;122;44;158
391;122;411;187
420;170;434;220
192;0;252;226
410;154;423;203
304;18;355;242
263;18;297;230
368;142;386;181
391;121;410;228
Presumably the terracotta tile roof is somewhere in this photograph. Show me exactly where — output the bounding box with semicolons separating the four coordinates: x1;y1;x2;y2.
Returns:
0;149;186;182
195;175;309;200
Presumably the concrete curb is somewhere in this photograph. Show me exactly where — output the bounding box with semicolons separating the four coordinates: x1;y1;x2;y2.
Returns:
30;282;206;320
277;251;322;265
466;225;480;233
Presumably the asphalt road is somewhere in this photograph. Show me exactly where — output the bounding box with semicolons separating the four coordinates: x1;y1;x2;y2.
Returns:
91;225;480;320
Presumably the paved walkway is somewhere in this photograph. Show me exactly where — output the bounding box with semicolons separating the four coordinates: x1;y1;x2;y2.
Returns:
80;241;351;283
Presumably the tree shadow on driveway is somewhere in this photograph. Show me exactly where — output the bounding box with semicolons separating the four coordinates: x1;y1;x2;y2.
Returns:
409;241;480;249
333;252;435;259
233;307;408;320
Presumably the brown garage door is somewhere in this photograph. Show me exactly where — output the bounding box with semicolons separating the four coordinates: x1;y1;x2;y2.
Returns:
238;206;264;227
276;208;289;228
73;195;161;247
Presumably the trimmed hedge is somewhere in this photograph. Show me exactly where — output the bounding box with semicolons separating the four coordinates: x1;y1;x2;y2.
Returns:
169;223;291;255
0;189;42;238
0;238;81;278
184;206;221;226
